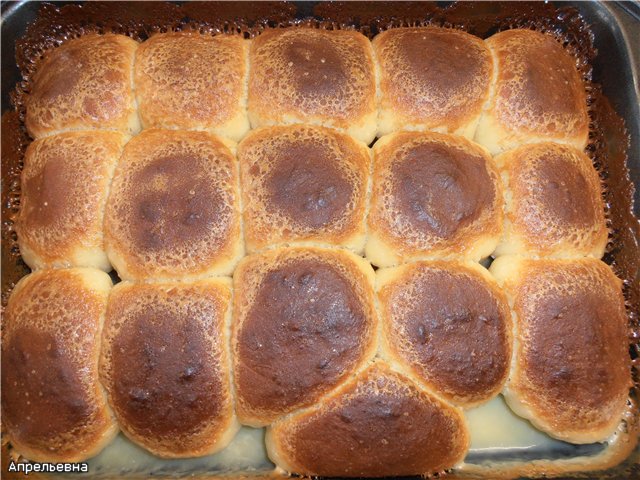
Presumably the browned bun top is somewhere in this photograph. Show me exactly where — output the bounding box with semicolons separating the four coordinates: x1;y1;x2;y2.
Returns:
499;142;607;255
233;247;377;425
370;132;501;255
100;280;235;457
1;269;115;462
104;129;242;280
135;32;248;134
487;29;588;143
378;261;511;406
286;35;346;98
17;131;126;268
265;142;351;229
374;27;492;131
503;258;630;442
238;125;369;251
390;141;492;238
267;361;469;477
248;28;376;126
26;34;138;139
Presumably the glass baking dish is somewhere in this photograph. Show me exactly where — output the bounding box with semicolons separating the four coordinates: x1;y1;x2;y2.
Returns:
1;1;638;478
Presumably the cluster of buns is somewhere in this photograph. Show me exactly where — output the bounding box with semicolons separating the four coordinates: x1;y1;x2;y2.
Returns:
3;25;630;477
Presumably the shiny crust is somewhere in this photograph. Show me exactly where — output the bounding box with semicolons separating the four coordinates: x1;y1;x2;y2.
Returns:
99;279;239;458
490;256;631;443
26;34;139;139
248;27;377;144
104;129;243;281
232;246;378;426
1;269;116;462
366;131;503;267
8;23;632;472
377;260;511;407
494;142;608;258
16;131;127;271
266;361;469;477
237;125;370;254
374;27;493;138
476;29;589;154
135;32;249;140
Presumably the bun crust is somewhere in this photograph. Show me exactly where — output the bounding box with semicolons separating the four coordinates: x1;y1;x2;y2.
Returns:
374;27;493;138
1;269;116;462
104;129;243;281
135;33;249;140
232;246;377;426
377;260;511;407
10;22;626;469
17;131;127;271
26;34;139;139
100;279;239;458
490;256;631;444
494;142;607;258
476;29;589;154
367;131;503;266
266;361;469;477
238;125;370;253
248;28;377;144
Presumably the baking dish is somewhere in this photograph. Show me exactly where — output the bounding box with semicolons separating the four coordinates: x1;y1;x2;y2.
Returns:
1;1;639;478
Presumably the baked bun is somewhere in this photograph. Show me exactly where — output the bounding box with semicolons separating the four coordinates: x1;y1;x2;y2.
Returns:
100;278;238;458
373;27;493;139
25;34;139;139
494;142;607;258
248;27;377;144
377;260;511;407
104;129;243;281
135;32;250;141
232;246;377;426
490;256;630;443
266;361;469;477
366;131;503;267
238;125;370;254
1;269;116;462
475;29;589;154
16;131;127;271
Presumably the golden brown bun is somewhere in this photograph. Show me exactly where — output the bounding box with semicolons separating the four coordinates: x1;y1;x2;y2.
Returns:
490;256;631;444
100;279;239;458
16;131;127;271
366;131;503;267
1;268;117;462
238;125;370;254
374;27;493;138
266;361;469;477
476;29;589;154
494;142;607;258
232;246;378;427
104;129;244;281
248;28;377;144
377;260;511;407
135;32;249;141
26;34;139;139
